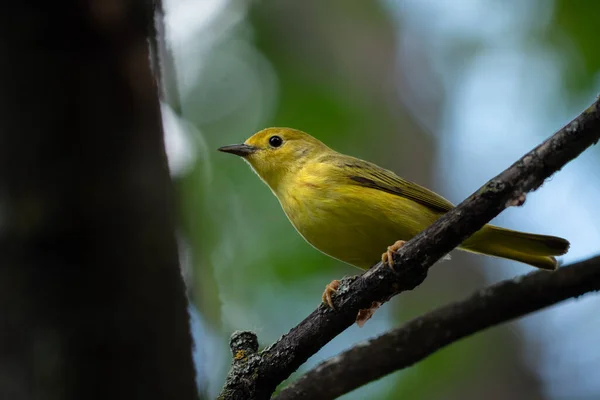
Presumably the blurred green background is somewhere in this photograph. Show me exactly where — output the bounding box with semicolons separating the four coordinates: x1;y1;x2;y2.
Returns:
161;0;600;398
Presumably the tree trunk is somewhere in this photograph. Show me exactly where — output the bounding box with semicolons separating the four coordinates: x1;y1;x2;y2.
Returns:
0;2;198;399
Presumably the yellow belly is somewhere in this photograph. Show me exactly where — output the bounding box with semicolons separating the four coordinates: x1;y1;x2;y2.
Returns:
278;184;442;269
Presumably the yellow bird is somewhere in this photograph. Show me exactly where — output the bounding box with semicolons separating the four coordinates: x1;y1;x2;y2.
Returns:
219;128;569;307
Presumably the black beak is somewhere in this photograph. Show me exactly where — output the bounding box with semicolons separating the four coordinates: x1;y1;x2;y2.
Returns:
217;143;257;157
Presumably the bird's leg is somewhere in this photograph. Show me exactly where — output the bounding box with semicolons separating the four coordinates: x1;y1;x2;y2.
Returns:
322;279;340;309
381;240;406;268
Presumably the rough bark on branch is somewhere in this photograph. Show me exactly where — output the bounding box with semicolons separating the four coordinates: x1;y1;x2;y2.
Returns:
218;96;600;400
274;255;600;400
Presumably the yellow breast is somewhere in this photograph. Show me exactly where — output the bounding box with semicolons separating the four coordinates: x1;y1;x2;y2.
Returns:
275;166;441;269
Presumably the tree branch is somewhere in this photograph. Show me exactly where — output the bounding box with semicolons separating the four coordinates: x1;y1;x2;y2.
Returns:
274;255;600;400
218;96;600;400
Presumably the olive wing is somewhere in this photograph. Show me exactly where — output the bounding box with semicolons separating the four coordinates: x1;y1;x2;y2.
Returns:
341;159;454;213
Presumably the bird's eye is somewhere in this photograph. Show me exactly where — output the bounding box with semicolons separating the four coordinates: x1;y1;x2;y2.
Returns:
269;135;283;148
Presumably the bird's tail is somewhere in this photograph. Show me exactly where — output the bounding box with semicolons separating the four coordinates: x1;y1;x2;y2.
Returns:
459;225;570;270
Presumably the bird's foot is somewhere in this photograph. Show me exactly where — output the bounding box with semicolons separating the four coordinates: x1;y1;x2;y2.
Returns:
322;279;341;309
381;240;406;268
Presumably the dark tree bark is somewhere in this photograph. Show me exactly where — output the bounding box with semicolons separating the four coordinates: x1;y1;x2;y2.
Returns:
0;2;197;399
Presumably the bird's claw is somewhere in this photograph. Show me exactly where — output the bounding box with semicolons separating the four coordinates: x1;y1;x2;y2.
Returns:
322;279;341;309
381;240;406;269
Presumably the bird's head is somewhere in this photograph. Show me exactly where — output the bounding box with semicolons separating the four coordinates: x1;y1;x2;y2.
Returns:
218;127;329;192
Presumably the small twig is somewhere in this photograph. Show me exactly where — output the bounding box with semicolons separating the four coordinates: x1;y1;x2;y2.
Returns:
218;96;600;400
274;255;600;400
